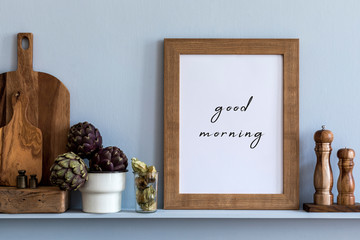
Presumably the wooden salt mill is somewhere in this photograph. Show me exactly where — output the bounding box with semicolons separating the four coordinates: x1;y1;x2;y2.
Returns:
313;125;334;205
337;148;355;205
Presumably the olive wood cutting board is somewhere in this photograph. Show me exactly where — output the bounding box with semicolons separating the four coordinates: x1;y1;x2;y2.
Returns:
0;92;42;186
0;33;70;185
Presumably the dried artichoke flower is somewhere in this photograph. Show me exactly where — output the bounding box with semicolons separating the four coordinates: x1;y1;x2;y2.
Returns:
145;173;156;183
136;190;147;204
147;166;157;173
140;201;157;211
143;185;156;202
131;157;148;173
136;186;156;204
135;176;148;190
145;166;157;183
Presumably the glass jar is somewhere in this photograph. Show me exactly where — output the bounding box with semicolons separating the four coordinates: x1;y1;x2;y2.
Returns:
133;171;158;213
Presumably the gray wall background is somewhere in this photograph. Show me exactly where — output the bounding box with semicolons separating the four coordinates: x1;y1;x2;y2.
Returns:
1;0;360;239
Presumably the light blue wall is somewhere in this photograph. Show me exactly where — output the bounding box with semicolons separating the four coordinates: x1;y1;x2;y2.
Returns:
1;0;360;239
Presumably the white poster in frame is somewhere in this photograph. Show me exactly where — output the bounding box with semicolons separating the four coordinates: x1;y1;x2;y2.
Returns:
179;54;283;194
164;39;299;210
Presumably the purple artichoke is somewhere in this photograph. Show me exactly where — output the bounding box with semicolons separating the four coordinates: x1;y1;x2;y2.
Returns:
90;146;128;172
67;122;102;159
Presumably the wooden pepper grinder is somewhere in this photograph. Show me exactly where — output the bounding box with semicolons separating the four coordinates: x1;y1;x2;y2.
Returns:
313;125;334;205
337;148;355;205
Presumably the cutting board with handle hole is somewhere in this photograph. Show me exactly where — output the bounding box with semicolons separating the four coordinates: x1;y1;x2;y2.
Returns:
0;92;42;186
0;33;70;185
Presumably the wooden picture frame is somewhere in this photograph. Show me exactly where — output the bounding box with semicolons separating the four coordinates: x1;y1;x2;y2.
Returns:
164;39;299;210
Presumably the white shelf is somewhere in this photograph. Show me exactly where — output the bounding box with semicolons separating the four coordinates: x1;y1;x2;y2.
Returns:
1;209;360;219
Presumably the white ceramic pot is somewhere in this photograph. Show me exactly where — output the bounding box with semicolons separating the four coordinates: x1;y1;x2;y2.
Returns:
79;172;126;213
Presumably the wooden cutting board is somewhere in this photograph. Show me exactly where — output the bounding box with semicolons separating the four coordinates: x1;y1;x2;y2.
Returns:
0;33;70;185
0;92;42;186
